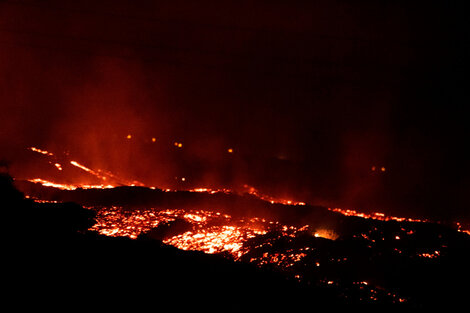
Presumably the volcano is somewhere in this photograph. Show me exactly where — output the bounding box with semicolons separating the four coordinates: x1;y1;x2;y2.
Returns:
2;0;470;311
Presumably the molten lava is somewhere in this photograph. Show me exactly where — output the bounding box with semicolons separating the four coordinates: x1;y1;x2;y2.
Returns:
88;206;318;260
25;143;470;242
28;178;115;190
328;208;429;223
29;147;54;156
16;145;470;307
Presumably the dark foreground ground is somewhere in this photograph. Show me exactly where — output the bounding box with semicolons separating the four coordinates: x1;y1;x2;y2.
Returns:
3;174;470;311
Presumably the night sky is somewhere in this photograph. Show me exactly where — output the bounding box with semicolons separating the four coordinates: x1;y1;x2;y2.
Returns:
1;0;468;221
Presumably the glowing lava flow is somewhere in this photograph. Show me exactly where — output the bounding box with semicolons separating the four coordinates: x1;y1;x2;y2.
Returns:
328;208;430;223
28;146;145;187
456;222;470;235
69;161;109;181
26;175;470;238
188;187;232;194
90;207;270;258
164;225;267;258
21;145;469;306
329;207;470;235
243;184;306;206
28;178;115;190
29;146;54;156
88;205;344;266
26;145;469;237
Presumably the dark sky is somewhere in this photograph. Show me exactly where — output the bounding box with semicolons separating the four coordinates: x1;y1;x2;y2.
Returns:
1;0;469;221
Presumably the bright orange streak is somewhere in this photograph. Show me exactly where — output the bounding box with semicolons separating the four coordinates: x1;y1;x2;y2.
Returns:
70;161;108;180
29;147;54;156
29;178;76;190
29;178;114;190
188;188;232;194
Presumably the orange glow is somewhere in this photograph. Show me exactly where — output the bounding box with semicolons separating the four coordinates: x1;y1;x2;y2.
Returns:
54;163;63;171
126;134;132;139
314;229;339;240
227;148;233;153
381;166;386;172
151;137;156;142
